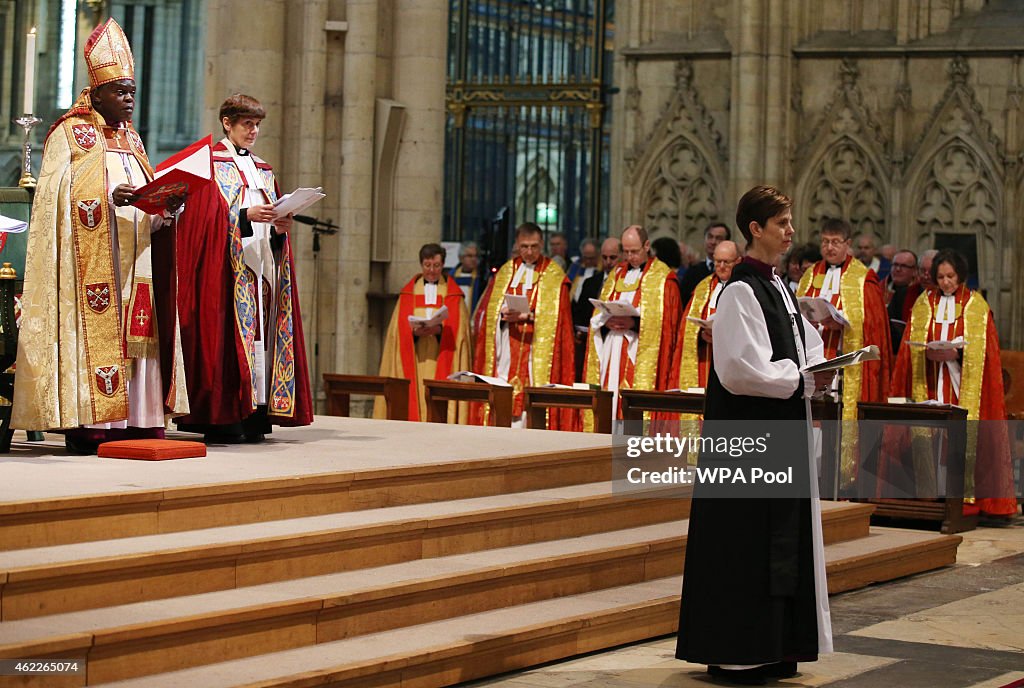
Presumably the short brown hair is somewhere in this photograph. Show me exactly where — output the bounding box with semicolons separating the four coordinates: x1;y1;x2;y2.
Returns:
820;217;852;240
735;186;792;244
419;243;446;263
219;94;266;132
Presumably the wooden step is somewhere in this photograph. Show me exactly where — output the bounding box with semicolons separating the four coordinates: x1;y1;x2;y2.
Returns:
90;525;960;688
0;521;956;685
0;483;687;620
0;446;611;550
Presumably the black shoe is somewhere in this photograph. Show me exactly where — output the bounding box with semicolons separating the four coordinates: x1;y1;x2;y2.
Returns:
65;435;99;455
203;432;245;444
243;432;266;444
762;661;798;678
707;665;767;686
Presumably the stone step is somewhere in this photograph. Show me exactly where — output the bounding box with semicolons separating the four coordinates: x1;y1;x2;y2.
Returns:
0;482;687;620
90;527;959;688
0;521;956;685
0;446;611;550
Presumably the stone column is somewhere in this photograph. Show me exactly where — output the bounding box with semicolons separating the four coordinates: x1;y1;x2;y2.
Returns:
729;0;767;201
388;0;449;292
333;0;378;377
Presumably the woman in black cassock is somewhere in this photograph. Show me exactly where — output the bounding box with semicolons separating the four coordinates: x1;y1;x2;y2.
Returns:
676;186;835;685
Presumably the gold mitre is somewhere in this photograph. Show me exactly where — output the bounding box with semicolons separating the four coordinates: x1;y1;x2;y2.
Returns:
85;18;135;87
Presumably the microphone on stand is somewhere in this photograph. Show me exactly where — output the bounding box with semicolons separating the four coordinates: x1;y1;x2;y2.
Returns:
293;215;339;230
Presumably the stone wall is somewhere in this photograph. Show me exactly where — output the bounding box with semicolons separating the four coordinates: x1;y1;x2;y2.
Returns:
611;0;1024;346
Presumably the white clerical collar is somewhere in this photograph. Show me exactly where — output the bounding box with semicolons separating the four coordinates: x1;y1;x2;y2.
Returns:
935;294;956;324
424;281;439;306
511;261;535;290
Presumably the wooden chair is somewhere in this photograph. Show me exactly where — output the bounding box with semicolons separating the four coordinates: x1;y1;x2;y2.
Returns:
423;379;513;427
321;374;409;420
523;386;613;433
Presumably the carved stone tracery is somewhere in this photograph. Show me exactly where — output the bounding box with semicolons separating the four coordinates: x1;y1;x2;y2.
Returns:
795;59;890;239
630;60;726;240
907;57;1003;247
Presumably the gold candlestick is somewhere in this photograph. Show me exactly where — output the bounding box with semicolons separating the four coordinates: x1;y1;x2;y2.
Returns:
14;114;42;189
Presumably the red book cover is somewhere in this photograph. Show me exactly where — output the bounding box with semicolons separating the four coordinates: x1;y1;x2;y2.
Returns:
131;135;213;215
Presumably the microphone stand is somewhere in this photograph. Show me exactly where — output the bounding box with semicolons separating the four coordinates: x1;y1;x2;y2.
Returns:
292;215;339;407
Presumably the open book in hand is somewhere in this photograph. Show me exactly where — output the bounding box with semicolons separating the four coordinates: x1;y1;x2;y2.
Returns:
686;314;714;329
131;135;213;215
447;371;512;387
273;187;325;218
798;297;851;329
589;298;641;318
407;305;449;329
801;345;880;374
908;336;965;351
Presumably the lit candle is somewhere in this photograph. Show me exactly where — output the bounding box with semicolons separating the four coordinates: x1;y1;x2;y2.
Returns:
23;28;36;115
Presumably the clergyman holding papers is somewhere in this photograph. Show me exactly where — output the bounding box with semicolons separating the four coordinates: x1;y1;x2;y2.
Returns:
174;93;313;443
376;243;472;422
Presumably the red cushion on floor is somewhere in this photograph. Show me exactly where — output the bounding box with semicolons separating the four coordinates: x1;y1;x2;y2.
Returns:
98;439;207;461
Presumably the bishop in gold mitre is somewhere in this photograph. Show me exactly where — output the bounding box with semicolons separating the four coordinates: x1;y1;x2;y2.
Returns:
12;18;189;454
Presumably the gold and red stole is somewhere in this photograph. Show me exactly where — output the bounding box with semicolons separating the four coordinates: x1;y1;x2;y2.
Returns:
395;274;466;421
582;259;672;429
797;256;869;417
482;256;566;415
61;95;154;422
678;273;721;392
906;285;990;498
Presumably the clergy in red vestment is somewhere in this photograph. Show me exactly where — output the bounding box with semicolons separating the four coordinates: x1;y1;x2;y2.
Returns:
472;223;575;428
796;218;891;485
582;225;681;430
175;94;313;442
889;250;1018;519
375;243;472;422
674;240;741;394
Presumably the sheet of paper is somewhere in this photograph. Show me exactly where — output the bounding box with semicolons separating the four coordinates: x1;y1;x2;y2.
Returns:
589;298;641;318
273;187;325;217
686;315;713;329
908;337;965;351
798;296;851;329
407;305;449;328
503;293;530;313
0;214;27;233
446;371;512;387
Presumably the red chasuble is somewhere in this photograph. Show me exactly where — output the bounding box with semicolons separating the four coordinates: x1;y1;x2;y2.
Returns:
582;258;680;425
672;273;722;392
889;286;1017;516
174;147;313;427
797;256;892;404
376;274;471;421
471;256;576;429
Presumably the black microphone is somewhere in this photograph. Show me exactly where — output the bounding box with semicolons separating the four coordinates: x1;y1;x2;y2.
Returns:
293;215;339;230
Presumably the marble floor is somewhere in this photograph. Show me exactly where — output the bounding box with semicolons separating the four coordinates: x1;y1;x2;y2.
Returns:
462;514;1024;688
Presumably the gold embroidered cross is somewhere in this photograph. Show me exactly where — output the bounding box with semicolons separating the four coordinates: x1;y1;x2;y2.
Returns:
135;311;149;327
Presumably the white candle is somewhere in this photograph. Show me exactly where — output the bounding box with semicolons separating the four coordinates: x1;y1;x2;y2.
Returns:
23;28;36;115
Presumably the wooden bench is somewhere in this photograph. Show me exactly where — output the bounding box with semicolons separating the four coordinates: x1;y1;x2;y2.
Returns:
321;374;409;420
857;401;975;534
423;379;513;427
523;387;613;433
618;389;704;422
